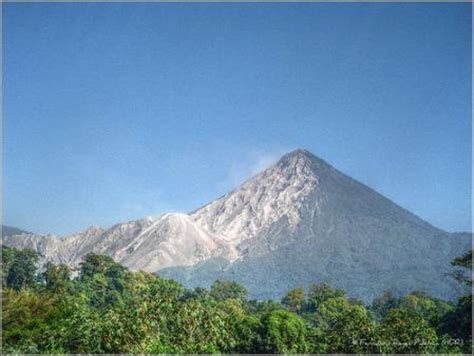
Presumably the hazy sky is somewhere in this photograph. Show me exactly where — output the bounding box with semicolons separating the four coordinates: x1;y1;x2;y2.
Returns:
3;3;471;235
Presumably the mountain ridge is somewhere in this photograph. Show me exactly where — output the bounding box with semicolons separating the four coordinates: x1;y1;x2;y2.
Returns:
4;149;471;301
2;225;32;238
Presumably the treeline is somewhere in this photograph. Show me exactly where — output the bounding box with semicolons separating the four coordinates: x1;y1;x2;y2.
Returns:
1;246;472;354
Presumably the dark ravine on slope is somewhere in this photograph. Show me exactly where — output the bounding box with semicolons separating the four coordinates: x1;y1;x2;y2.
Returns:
4;149;472;302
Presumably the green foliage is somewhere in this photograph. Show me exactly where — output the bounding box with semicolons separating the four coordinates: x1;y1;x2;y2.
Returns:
438;295;472;353
436;249;473;354
371;290;401;321
156;300;235;353
306;282;346;312
209;279;248;301
320;304;378;353
400;291;454;327
76;253;129;307
451;249;472;285
261;309;308;353
318;298;353;333
371;290;454;328
1;246;16;278
41;261;71;292
2;246;39;291
281;287;305;313
245;299;282;315
222;299;263;353
1;247;472;354
79;253;127;281
2;288;70;353
378;308;438;353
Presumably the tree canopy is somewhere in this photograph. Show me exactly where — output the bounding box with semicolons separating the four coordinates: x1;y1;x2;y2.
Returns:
1;245;472;354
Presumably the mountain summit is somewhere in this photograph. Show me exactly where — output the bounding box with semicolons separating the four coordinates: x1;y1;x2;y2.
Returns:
191;149;320;245
4;149;471;301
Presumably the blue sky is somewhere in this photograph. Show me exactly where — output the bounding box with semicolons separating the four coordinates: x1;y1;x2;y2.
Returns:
3;3;471;235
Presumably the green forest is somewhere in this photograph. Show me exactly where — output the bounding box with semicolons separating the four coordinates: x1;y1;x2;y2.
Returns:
1;246;472;354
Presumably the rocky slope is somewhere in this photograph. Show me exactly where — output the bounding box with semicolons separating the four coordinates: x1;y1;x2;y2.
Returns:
4;215;228;271
4;149;471;301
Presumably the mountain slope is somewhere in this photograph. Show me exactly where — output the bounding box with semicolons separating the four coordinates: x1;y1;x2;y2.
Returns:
4;149;471;301
2;225;31;238
164;149;471;301
4;215;230;271
191;150;319;246
118;213;234;271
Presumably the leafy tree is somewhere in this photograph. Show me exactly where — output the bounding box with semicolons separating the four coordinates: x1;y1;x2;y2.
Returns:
2;246;471;354
304;291;378;354
371;290;401;321
303;284;353;330
261;309;308;353
307;295;352;329
79;253;127;281
451;249;472;286
217;298;263;352
400;291;454;328
437;249;473;353
372;290;453;327
378;308;438;354
2;246;16;285
306;282;345;312
281;287;305;314
5;248;40;291
61;302;101;352
145;299;234;353
2;288;68;353
245;299;282;315
438;295;472;353
319;304;378;353
193;286;211;299
77;253;129;307
41;261;71;292
210;280;248;301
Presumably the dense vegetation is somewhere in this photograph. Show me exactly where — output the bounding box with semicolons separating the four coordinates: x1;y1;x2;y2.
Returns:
1;246;472;354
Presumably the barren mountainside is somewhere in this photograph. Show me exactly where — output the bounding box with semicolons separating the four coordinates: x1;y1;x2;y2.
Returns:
4;149;471;302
